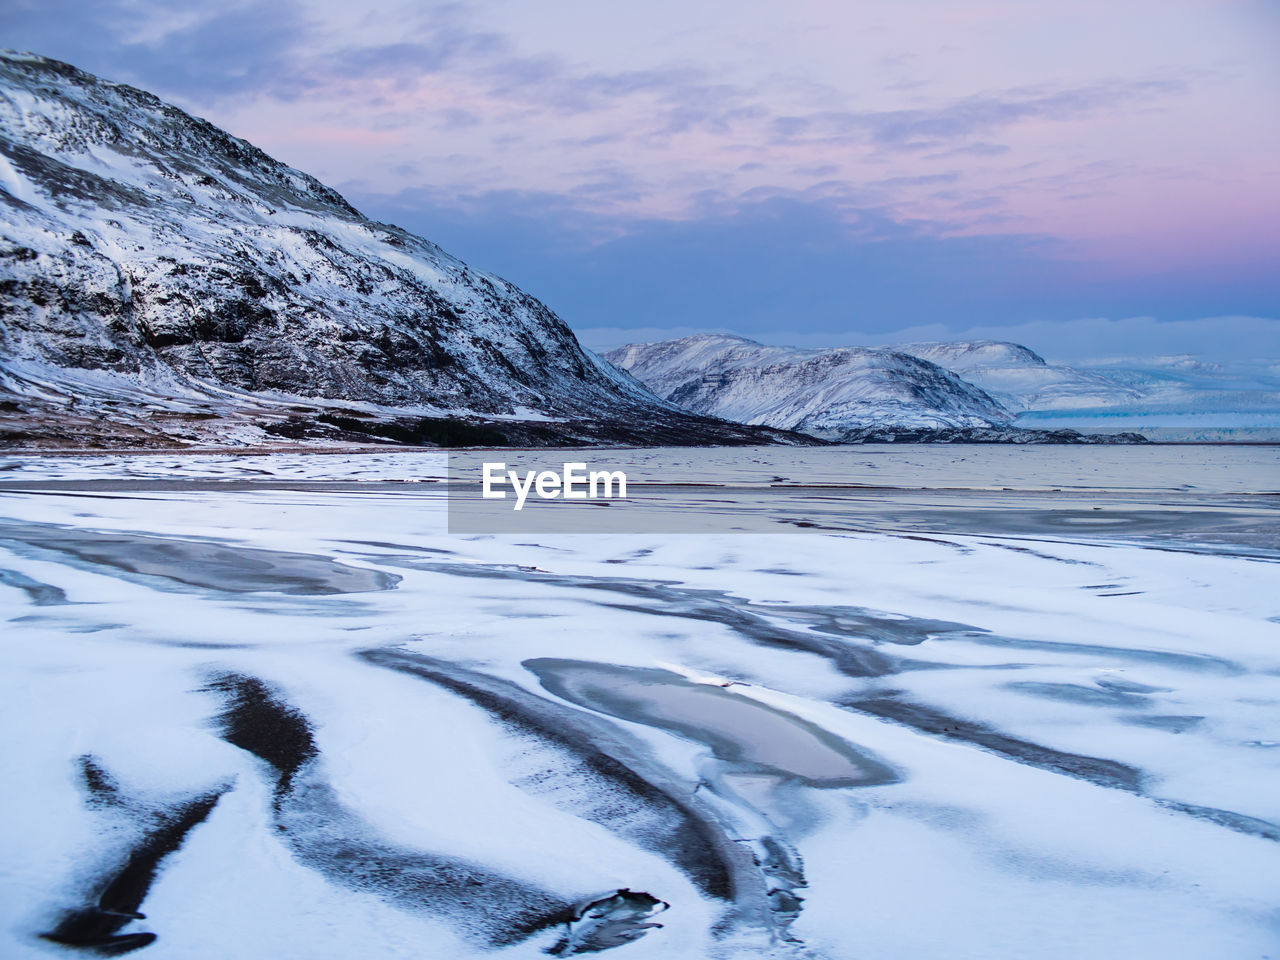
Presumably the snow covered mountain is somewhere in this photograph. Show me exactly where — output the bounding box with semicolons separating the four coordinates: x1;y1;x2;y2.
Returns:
896;341;1144;412
0;53;800;448
897;342;1280;441
605;335;1014;440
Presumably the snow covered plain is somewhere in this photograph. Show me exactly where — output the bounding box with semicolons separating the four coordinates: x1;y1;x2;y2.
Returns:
1;446;1278;959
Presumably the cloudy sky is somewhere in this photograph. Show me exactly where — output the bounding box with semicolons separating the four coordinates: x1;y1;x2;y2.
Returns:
3;0;1277;358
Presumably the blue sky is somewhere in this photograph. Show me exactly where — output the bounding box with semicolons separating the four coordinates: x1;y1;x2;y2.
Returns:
2;0;1277;359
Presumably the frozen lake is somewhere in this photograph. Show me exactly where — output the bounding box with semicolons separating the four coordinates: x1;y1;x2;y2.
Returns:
2;443;1277;492
1;446;1278;958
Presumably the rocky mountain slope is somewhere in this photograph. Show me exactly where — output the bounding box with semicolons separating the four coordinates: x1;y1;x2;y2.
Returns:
605;335;1015;440
0;52;804;448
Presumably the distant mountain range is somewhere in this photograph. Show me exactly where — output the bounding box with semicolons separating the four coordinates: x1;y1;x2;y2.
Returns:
0;52;804;449
1005;354;1280;442
604;336;1010;438
606;334;1280;443
605;336;1153;442
892;342;1280;441
893;341;1144;412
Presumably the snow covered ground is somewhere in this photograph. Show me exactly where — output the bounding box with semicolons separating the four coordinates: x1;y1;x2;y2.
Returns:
1;447;1278;959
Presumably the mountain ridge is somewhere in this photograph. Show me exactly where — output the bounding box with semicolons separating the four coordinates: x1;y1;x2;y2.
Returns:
0;52;809;448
